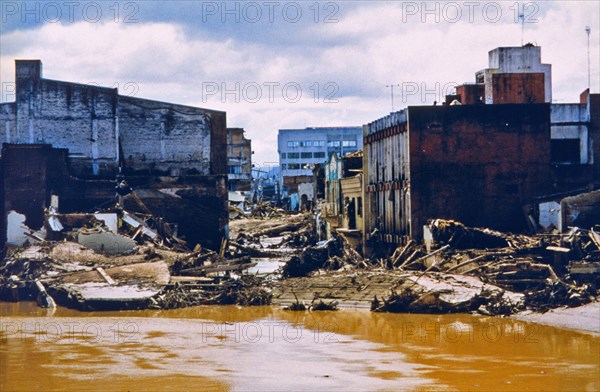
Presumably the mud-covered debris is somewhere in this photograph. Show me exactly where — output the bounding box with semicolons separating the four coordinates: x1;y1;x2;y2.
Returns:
283;290;307;311
429;219;509;249
309;298;339;311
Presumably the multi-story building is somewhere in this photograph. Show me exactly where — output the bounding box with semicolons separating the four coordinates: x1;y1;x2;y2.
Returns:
0;59;228;251
277;126;362;194
227;128;252;191
363;45;599;256
475;44;552;104
455;45;598;190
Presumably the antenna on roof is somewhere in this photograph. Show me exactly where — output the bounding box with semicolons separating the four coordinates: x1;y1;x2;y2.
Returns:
386;84;400;112
586;26;591;92
519;4;525;46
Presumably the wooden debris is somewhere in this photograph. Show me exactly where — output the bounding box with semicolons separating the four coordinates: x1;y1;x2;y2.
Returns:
95;267;115;285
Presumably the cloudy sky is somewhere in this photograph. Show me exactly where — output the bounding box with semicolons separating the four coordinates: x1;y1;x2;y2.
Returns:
1;1;599;166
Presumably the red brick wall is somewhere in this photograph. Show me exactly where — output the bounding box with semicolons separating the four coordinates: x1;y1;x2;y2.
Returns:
407;104;552;238
492;73;545;104
590;94;600;186
456;84;485;105
1;145;71;253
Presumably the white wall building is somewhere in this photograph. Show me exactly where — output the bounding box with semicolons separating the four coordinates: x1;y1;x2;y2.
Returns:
277;126;362;193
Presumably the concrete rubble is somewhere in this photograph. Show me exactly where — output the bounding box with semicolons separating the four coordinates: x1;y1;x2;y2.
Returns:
0;207;272;311
1;206;598;318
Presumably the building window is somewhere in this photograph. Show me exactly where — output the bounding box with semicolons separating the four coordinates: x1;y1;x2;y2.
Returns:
301;141;313;147
287;141;300;148
288;163;301;170
551;139;580;163
357;197;362;217
301;152;313;158
288;152;300;159
314;152;326;159
342;140;357;147
314;140;325;147
281;153;286;159
281;164;287;170
327;140;341;147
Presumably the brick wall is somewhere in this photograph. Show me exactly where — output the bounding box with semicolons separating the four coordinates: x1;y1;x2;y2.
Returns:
456;84;485;105
0;60;229;251
407;104;552;238
491;73;546;104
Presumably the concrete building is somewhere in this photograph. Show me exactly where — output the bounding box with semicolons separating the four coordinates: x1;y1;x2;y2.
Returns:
550;90;599;190
455;46;598;191
227;128;252;191
475;44;552;104
0;60;228;251
363;44;599;256
277;126;362;194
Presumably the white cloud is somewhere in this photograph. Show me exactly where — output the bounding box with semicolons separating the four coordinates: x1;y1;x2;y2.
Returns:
1;1;598;165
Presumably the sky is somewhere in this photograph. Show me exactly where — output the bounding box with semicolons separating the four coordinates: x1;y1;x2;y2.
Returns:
1;1;599;168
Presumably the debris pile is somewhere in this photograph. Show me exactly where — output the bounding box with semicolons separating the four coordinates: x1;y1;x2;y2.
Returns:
369;220;600;314
3;205;598;318
271;217;598;316
149;275;272;309
250;203;286;219
0;208;269;311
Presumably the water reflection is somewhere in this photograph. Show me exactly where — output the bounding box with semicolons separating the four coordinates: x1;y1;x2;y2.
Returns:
1;302;598;391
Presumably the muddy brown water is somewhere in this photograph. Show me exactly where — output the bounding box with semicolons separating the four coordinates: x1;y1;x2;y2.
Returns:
1;302;598;391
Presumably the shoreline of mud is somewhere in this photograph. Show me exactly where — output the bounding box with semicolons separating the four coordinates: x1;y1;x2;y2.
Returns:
1;212;598;334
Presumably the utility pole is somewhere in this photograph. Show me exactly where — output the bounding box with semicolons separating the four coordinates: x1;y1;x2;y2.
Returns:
386;84;400;112
586;26;591;92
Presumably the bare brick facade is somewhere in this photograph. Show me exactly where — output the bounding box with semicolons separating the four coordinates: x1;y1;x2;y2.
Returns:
363;104;552;253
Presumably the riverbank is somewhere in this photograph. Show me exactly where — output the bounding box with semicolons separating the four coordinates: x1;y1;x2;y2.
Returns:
268;270;599;335
513;302;600;334
1;212;598;331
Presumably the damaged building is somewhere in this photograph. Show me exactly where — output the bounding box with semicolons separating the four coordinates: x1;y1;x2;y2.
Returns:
363;45;599;255
323;150;364;250
0;59;228;253
227;128;252;191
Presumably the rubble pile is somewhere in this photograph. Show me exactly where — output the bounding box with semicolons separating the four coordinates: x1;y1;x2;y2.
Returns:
2;205;598;317
149;276;272;309
271;217;598;315
229;202;287;221
369;272;526;316
0;208;269;311
250;203;286;219
372;219;600;314
229;212;315;259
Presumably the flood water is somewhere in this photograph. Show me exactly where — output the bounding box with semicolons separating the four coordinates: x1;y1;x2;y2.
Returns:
1;302;598;391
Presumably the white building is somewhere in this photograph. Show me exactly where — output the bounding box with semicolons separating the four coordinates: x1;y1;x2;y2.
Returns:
277;126;362;194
